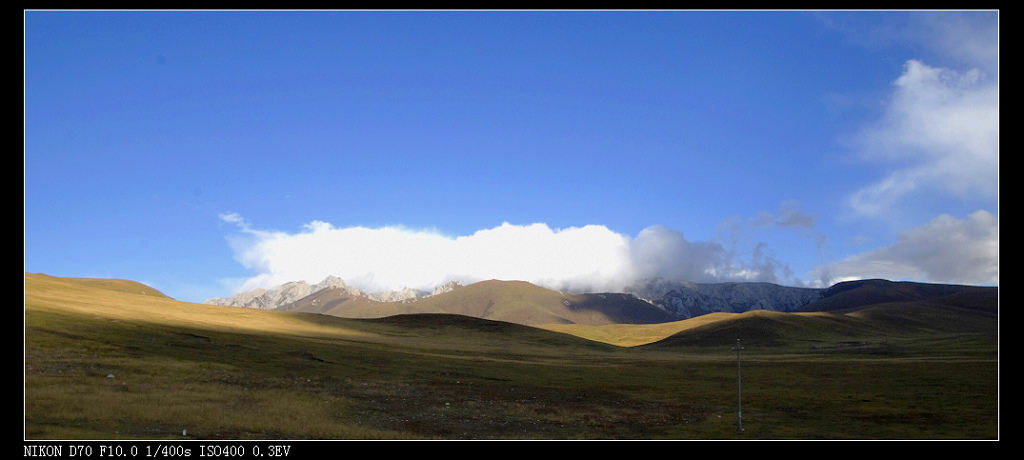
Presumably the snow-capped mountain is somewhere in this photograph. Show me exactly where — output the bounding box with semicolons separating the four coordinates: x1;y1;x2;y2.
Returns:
204;276;361;309
203;276;461;309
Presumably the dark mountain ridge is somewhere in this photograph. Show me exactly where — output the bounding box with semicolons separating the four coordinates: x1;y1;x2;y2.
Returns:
798;278;998;313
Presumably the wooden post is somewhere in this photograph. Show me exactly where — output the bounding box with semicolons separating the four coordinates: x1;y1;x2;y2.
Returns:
734;338;744;432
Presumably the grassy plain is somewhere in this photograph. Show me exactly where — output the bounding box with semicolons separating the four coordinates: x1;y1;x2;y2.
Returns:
24;274;998;440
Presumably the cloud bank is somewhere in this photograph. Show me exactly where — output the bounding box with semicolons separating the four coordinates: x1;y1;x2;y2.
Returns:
220;207;997;296
813;210;998;286
219;214;798;295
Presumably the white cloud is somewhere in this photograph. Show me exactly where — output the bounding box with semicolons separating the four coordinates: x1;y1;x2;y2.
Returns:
630;225;727;282
812;210;998;286
849;59;998;216
219;217;800;295
223;219;637;294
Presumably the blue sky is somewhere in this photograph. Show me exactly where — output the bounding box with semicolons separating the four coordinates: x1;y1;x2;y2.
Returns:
25;10;999;302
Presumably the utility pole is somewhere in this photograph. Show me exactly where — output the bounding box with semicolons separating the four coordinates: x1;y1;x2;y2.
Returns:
734;338;744;433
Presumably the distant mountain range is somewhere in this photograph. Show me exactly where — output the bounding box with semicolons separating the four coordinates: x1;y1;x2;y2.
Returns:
205;276;995;326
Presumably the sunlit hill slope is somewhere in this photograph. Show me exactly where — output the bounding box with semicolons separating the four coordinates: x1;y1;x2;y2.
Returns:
278;279;679;326
26;273;998;351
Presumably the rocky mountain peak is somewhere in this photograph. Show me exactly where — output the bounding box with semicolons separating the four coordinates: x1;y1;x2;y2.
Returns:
432;281;463;296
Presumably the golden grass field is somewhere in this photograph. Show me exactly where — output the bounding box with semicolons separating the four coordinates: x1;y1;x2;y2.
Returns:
24;273;999;440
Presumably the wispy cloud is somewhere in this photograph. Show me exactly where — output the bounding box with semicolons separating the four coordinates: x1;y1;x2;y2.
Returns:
218;212;248;227
821;12;999;218
753;200;818;233
914;11;998;74
849;59;998;217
